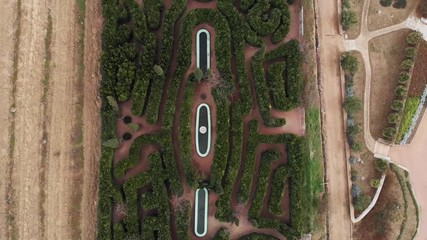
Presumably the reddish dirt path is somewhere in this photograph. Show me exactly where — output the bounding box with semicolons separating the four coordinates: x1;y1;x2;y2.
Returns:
187;0;217;10
190;24;219;176
113;100;160;164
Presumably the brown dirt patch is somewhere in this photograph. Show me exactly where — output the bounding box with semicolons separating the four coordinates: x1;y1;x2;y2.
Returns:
369;29;411;140
368;0;419;31
409;40;427;97
353;169;405;240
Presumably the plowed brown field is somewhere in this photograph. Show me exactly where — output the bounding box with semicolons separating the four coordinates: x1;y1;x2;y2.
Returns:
0;0;101;239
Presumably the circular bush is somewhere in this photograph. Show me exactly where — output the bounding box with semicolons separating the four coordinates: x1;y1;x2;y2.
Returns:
406;31;422;45
376;159;389;173
391;100;404;111
344;96;362;114
401;59;414;70
370;179;381;188
398;71;410;84
394;85;407;97
123;116;132;124
380;0;392;7
122;132;132;141
388;112;400;124
404;47;416;60
351;184;362;198
351;170;358;182
383;127;396;139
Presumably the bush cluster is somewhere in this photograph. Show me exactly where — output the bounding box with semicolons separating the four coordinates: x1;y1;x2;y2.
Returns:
268;165;290;215
341;0;357;31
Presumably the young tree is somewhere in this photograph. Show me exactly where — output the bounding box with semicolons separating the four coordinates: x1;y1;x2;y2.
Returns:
394;85;407;97
107;96;119;113
341;53;359;75
388;112;400;124
401;59;414;70
406;31;422;45
391;100;404;111
380;0;392;7
344;96;363;114
194;67;204;82
154;64;164;76
370;179;381;188
341;9;358;31
376;159;389;173
404;47;416;60
383;127;396;139
393;0;407;9
103;138;120;148
354;194;372;211
398;71;410;84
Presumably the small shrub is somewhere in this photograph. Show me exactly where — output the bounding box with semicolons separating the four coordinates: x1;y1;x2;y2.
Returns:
107;96;119;113
401;59;414;70
370;179;381;188
354;194;372;211
383;127;396;139
404;47;416;60
380;0;392;7
347;124;360;136
122;132;132;141
375;159;389;173
398;71;410;84
351;142;363;152
388;112;400;124
391;100;404;111
406;31;422;45
341;8;358;31
349;156;358;164
341;53;359;75
344;96;363;114
351;184;362;198
127;123;140;132
394;85;407;97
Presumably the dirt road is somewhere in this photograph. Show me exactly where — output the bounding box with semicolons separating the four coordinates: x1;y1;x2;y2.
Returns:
0;0;101;239
316;0;353;238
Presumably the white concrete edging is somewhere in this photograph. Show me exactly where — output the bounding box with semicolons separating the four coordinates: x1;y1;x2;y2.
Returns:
196;29;210;70
194;188;208;237
195;103;211;157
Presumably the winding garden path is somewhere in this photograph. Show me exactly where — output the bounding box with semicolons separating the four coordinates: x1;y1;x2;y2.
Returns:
342;0;427;237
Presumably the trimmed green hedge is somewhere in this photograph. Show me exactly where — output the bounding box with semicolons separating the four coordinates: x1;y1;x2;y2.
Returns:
269;165;291;215
267;62;287;110
144;0;163;30
248;150;279;219
175;201;191;240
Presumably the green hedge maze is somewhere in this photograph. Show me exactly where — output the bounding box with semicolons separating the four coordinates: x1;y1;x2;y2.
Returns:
98;0;313;239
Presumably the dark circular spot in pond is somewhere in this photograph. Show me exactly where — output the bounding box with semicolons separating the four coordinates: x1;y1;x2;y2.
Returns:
201;94;207;100
123;116;132;124
123;132;132;141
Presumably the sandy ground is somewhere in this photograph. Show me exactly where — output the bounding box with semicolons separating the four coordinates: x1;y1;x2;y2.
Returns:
0;0;101;239
316;0;353;238
0;1;17;239
389;110;427;240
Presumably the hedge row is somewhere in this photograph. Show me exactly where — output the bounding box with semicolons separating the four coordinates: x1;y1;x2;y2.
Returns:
267;62;287;111
237;120;260;203
272;4;291;44
247;1;282;37
240;233;279;240
265;40;302;110
252;48;285;126
268;165;290;216
217;0;257;114
179;81;198;187
144;0;163;30
212;228;230;240
248;150;279;220
175;201;191;240
215;102;243;222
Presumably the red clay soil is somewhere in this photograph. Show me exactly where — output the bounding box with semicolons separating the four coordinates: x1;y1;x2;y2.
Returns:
190;24;219;176
187;0;217;10
114;100;161;164
259;107;306;136
265;1;301;52
409;40;427;97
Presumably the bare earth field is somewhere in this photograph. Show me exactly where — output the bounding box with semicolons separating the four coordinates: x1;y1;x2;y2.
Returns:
368;0;419;31
368;29;411;140
0;0;101;239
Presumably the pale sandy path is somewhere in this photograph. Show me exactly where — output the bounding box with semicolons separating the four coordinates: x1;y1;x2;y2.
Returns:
0;1;17;239
44;0;80;239
12;0;48;239
316;0;353;238
80;0;103;239
389;111;427;240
